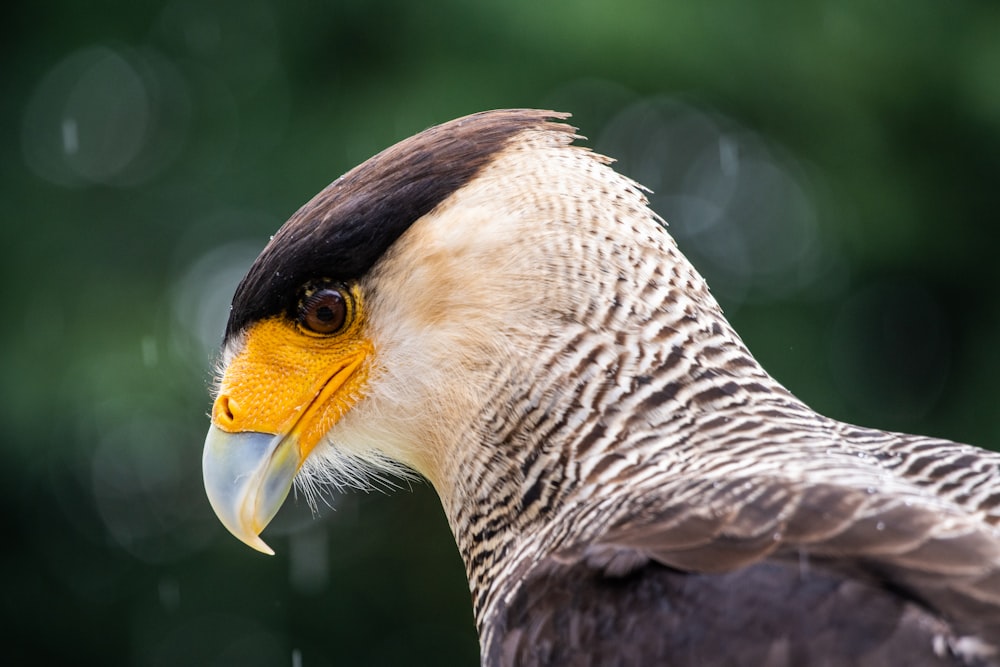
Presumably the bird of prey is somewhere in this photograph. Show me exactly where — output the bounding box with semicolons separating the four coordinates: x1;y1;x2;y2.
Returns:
202;109;1000;666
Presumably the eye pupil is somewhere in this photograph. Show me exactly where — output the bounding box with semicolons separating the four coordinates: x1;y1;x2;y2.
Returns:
300;288;348;334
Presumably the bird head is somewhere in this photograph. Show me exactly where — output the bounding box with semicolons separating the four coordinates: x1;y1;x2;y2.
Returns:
203;109;723;555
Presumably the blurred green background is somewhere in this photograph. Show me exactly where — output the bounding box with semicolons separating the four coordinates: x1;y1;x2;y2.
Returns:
3;0;999;664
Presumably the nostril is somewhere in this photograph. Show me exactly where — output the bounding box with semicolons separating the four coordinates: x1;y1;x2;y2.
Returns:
215;395;238;427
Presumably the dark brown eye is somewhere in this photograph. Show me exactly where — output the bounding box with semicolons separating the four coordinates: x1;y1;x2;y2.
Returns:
299;288;348;334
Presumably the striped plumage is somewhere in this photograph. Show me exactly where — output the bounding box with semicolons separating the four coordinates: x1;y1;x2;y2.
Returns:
203;110;1000;666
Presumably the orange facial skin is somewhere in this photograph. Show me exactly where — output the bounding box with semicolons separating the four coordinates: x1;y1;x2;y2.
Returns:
212;287;372;466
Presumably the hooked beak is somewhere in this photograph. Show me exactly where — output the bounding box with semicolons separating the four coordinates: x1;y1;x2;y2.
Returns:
202;426;302;555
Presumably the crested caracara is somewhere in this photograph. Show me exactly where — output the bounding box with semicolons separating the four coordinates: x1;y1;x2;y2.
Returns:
203;110;1000;666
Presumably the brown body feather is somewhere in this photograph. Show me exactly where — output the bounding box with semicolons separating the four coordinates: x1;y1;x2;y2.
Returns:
496;558;984;666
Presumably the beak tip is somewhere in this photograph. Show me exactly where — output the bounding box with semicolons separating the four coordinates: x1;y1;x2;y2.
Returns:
247;536;276;556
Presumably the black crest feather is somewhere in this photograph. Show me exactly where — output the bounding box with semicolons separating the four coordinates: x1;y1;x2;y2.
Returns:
225;109;572;341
